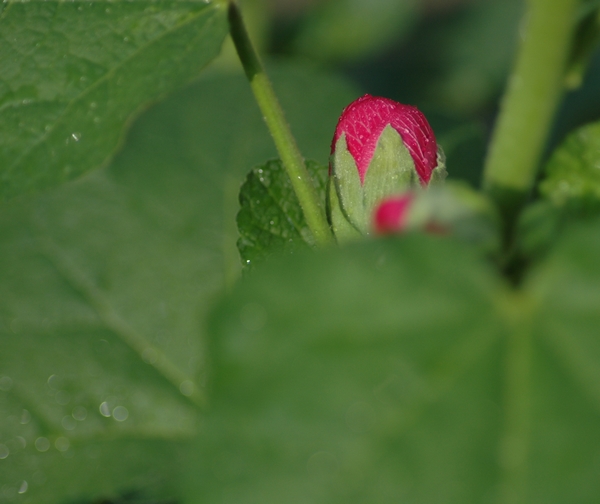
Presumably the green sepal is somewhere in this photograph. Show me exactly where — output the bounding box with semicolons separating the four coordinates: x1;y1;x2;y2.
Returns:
363;124;419;222
327;176;363;243
430;145;448;185
331;133;366;232
330;127;426;237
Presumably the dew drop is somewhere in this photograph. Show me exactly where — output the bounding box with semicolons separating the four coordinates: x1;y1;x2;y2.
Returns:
72;406;87;421
35;437;50;452
18;481;28;494
71;132;81;142
142;347;158;364
20;409;31;425
47;374;60;390
55;437;70;452
99;402;111;417
179;380;194;397
61;415;76;431
0;444;9;459
112;406;129;422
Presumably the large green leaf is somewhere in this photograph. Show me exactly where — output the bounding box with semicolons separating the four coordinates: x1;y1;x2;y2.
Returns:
193;235;508;503
0;0;228;200
525;219;600;503
0;64;358;503
192;220;600;503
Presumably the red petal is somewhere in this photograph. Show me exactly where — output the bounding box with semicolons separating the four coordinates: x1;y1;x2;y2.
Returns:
331;95;437;184
373;194;415;234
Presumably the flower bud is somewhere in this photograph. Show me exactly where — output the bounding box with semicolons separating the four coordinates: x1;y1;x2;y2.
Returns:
373;194;415;234
372;182;501;257
327;94;446;241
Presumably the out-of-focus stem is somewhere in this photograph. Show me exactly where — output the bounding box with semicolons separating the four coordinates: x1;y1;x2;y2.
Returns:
483;0;579;226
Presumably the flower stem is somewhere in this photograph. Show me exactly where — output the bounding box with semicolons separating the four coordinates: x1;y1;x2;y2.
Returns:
227;1;333;247
482;0;579;226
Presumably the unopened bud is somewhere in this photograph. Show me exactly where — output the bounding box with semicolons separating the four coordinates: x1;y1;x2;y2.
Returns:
328;94;446;241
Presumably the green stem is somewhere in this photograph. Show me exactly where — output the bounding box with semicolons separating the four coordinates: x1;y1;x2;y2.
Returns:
227;1;333;247
482;0;579;225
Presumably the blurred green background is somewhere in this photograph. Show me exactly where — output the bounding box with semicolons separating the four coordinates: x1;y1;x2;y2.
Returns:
3;1;600;503
213;0;600;190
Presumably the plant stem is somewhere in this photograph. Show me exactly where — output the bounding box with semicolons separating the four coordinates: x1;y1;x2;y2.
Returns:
482;0;579;225
227;1;333;247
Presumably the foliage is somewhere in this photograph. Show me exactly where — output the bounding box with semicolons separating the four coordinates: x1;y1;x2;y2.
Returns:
1;0;600;503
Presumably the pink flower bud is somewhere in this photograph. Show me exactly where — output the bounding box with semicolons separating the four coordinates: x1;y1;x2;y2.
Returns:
330;94;438;185
373;194;415;234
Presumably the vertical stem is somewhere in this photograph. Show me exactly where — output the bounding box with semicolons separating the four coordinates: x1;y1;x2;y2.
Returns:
228;1;333;247
482;0;579;225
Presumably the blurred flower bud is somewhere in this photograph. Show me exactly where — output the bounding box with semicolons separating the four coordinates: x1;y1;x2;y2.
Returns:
373;194;415;234
372;182;502;257
328;94;446;241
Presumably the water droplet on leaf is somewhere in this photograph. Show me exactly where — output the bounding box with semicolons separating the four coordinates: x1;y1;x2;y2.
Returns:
112;406;129;422
99;402;111;417
55;437;70;452
179;380;194;397
72;406;87;421
35;437;50;452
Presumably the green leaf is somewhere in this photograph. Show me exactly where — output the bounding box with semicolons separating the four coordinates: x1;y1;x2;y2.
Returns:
237;159;328;268
192;236;508;503
0;0;228;200
524;218;600;502
0;63;358;503
540;120;600;214
190;221;600;503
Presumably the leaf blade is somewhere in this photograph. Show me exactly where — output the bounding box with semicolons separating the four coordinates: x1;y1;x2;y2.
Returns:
0;0;228;199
